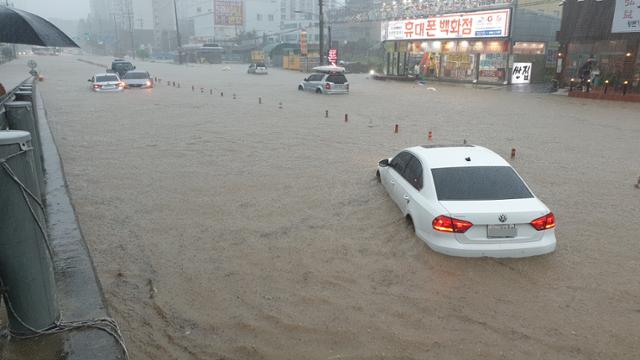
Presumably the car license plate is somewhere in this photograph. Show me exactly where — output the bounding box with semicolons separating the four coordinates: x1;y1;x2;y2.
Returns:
487;224;517;238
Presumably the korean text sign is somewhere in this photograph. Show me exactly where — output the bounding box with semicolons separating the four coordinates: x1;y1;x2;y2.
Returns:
328;48;338;65
612;0;640;33
215;0;243;26
381;9;511;41
511;62;532;84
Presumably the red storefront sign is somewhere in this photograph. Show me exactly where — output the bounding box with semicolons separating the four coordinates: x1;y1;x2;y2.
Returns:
328;48;338;65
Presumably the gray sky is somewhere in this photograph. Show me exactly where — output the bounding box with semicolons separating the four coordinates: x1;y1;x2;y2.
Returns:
11;0;89;20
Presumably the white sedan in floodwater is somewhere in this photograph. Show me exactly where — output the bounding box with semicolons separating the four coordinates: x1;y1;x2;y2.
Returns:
376;145;556;258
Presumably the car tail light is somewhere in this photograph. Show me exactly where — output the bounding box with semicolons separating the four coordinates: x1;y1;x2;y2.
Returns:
118;82;125;88
325;83;331;90
432;215;473;233
530;213;556;231
93;84;101;89
146;80;152;86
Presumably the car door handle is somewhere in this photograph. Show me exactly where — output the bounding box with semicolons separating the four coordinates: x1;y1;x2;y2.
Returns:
390;180;395;185
403;195;410;202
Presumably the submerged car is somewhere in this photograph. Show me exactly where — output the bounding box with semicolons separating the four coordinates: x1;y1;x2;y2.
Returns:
298;65;349;94
88;73;124;92
122;70;153;88
248;63;268;74
377;145;556;258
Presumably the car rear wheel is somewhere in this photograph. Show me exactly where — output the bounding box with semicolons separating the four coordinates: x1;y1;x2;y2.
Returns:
298;85;304;91
315;88;322;94
406;215;415;233
376;170;381;183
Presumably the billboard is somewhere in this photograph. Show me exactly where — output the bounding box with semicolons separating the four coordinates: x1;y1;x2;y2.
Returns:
381;9;511;41
214;0;243;26
612;0;640;33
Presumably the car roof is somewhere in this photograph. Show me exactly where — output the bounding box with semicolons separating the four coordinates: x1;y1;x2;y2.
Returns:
406;145;510;169
125;70;147;73
94;73;118;77
312;65;346;73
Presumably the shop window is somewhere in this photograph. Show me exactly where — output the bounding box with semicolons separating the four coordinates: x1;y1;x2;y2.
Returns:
441;54;476;81
479;53;507;83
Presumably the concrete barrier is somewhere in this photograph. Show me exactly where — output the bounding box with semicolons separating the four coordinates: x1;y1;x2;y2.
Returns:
0;130;59;335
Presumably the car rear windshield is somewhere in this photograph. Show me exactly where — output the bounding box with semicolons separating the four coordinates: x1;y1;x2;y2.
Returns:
113;62;133;71
256;63;266;67
326;74;347;84
96;75;119;82
123;72;148;79
431;166;533;201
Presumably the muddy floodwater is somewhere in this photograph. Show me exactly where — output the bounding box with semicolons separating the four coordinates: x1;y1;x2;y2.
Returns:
6;55;640;359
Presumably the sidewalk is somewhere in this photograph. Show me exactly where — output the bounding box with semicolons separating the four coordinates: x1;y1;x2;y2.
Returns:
568;88;640;102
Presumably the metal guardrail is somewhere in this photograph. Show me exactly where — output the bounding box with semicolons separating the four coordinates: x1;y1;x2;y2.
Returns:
0;77;33;130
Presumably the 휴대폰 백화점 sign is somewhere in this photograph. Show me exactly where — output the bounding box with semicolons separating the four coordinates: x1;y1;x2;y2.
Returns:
381;8;511;41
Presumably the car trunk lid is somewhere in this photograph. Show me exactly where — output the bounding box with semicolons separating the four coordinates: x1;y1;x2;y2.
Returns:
439;199;549;244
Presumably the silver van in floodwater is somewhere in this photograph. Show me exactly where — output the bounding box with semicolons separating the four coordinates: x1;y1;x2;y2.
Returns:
298;66;349;95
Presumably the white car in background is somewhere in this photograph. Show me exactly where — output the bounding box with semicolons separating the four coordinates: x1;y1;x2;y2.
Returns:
122;70;154;88
247;63;268;74
88;73;124;92
377;145;556;258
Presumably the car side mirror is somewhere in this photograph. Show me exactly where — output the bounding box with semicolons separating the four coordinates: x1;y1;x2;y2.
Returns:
87;79;92;82
133;66;136;69
304;77;309;81
378;158;389;167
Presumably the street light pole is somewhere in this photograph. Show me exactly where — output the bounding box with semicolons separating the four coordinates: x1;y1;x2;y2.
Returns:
173;0;183;64
319;0;324;65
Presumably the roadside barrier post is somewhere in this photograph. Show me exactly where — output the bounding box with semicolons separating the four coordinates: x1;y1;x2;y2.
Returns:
14;91;33;102
0;130;59;335
5;101;44;199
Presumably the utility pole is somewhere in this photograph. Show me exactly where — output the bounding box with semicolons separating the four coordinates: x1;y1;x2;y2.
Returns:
113;14;119;56
319;0;324;65
173;0;183;64
127;1;135;59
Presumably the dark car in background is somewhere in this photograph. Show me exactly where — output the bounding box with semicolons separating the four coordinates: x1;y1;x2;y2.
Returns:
107;59;135;78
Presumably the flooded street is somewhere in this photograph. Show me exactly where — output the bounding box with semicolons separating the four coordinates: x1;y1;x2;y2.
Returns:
24;54;640;359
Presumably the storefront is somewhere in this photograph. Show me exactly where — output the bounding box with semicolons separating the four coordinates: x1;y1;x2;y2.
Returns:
381;8;512;84
558;0;640;91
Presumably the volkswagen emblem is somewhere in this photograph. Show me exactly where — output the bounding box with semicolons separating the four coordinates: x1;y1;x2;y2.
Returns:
498;214;507;223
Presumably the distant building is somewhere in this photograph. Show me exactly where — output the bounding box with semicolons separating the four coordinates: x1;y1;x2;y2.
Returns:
245;0;280;40
280;0;321;45
88;0;134;55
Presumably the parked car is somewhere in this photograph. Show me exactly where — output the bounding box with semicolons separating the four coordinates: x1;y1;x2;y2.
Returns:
298;66;349;94
247;63;268;74
88;73;124;92
122;70;153;89
107;59;135;78
376;144;556;258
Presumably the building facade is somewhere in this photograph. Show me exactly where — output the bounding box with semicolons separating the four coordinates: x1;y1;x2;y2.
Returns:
379;2;561;84
558;0;640;91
